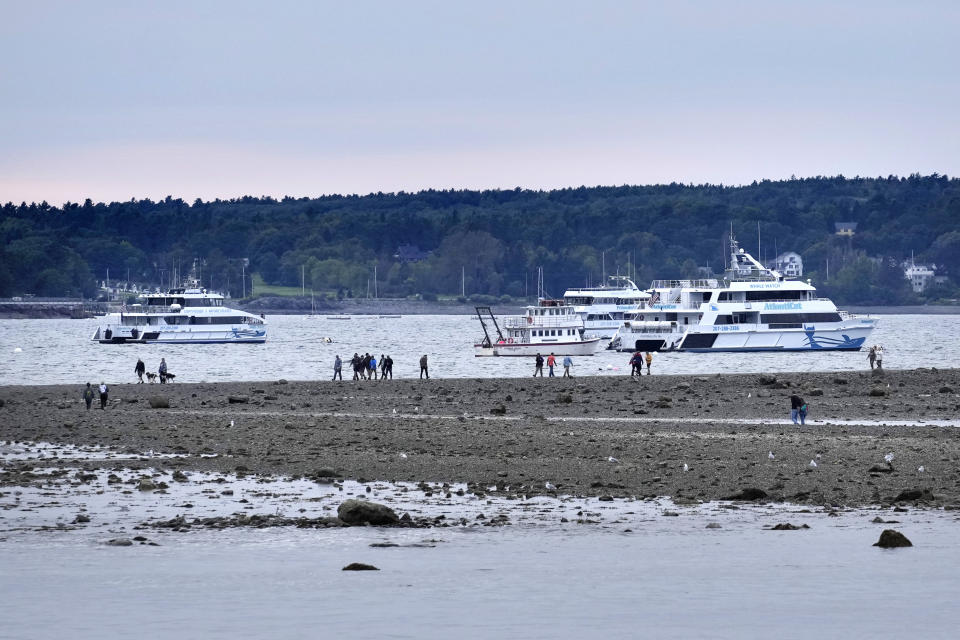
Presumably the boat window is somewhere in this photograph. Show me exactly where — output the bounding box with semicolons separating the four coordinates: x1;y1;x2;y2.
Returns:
760;312;842;324
745;290;806;301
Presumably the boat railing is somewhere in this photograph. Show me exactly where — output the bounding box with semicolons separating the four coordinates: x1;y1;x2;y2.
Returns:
650;279;721;289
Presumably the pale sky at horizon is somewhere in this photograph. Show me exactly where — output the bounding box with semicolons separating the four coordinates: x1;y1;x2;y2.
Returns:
1;0;958;205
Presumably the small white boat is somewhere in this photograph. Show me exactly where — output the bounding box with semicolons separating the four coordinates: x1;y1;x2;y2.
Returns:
326;314;351;320
474;301;602;357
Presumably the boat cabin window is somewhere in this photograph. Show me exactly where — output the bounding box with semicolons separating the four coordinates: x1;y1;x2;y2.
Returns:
760;312;841;324
718;291;738;301
745;290;807;302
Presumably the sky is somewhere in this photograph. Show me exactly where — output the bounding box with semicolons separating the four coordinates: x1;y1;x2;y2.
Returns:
1;0;958;205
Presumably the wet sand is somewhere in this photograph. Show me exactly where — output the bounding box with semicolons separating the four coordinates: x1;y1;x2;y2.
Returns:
2;368;960;507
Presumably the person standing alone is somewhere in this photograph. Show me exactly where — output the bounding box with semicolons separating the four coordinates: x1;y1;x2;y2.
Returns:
645;352;653;375
419;354;429;379
135;358;145;383
333;355;342;381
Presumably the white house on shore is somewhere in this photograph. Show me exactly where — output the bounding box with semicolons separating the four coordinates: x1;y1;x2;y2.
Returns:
903;261;937;293
766;251;804;278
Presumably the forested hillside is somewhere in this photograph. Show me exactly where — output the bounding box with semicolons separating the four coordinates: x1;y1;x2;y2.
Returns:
2;174;959;305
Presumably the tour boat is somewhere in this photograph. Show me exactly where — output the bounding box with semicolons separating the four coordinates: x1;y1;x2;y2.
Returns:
562;275;651;339
474;301;603;356
608;237;876;353
91;287;266;344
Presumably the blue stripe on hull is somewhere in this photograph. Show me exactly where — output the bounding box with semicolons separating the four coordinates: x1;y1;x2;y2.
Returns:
682;345;863;352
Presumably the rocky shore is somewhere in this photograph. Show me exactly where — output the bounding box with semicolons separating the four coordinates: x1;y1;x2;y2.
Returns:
2;368;960;508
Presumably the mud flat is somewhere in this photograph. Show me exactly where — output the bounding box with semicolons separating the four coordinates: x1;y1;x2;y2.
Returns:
2;368;960;507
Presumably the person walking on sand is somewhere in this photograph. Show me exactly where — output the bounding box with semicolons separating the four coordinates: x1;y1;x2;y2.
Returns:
533;353;544;377
159;358;168;384
135;358;145;383
562;355;573;377
547;353;556;377
419;354;429;379
384;355;393;379
645;351;653;375
379;354;387;381
369;354;378;380
98;381;109;409
790;394;805;425
867;345;876;370
82;382;95;410
333;355;342;381
629;352;641;377
875;345;884;370
351;353;361;380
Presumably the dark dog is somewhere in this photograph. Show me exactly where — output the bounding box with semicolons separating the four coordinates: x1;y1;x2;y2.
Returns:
145;372;158;383
163;372;176;382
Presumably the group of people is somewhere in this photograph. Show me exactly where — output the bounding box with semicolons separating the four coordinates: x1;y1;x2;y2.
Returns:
533;353;573;377
134;357;171;383
867;345;885;370
332;353;430;380
628;351;654;376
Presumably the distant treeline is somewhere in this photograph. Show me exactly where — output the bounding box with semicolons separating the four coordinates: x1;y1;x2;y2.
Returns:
2;174;959;305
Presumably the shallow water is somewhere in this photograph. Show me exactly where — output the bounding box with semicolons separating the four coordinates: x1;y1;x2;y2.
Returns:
1;313;957;385
1;446;958;639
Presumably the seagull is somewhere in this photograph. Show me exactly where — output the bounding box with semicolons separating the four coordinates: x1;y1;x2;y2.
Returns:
683;463;689;472
229;420;234;428
768;451;775;460
918;465;925;473
747;392;751;398
399;452;408;459
608;456;619;463
392;408;397;415
809;460;818;468
884;453;894;463
545;482;557;491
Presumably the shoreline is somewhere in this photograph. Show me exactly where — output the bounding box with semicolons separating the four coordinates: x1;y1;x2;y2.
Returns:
2;368;960;508
3;300;959;319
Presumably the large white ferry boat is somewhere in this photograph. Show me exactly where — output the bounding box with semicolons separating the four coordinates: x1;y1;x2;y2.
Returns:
474;301;603;356
562;276;651;339
91;287;267;344
609;238;875;353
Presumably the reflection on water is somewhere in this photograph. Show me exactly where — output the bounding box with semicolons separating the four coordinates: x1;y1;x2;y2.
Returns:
1;314;958;385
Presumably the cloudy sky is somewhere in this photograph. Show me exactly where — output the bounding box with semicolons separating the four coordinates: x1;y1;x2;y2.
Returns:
1;1;957;204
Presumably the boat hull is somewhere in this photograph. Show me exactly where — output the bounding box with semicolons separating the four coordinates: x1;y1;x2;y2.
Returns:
93;327;266;344
612;321;875;353
475;338;602;357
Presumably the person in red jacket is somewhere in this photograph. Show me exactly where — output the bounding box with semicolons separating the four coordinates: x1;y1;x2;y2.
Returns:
546;353;557;377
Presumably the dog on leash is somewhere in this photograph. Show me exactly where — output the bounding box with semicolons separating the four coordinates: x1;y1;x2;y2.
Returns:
145;372;158;383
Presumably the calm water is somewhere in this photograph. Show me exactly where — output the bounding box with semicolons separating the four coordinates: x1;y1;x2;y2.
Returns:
1;314;958;385
1;451;958;639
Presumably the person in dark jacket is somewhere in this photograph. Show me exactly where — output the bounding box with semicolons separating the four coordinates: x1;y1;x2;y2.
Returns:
533;353;544;377
82;383;95;410
135;359;145;383
419;354;429;379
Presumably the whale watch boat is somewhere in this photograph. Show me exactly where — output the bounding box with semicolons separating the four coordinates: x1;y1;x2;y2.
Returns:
608;237;875;353
91;284;267;344
474;300;603;356
562;275;651;339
